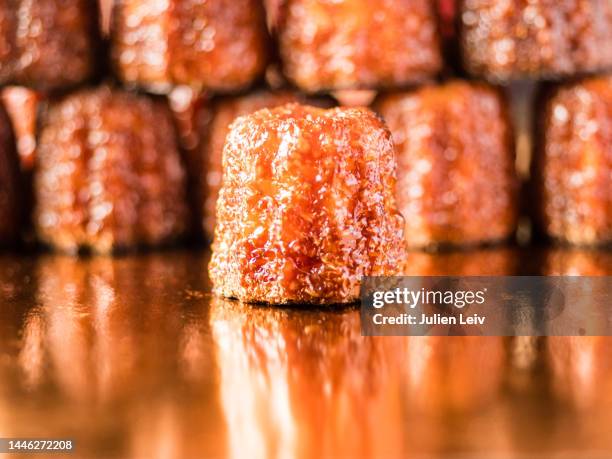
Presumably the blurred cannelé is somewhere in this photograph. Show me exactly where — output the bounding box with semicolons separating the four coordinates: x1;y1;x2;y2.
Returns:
532;75;611;246
0;0;100;91
375;81;518;249
0;87;40;172
460;0;612;82
1;87;41;237
111;0;269;94
209;103;406;304
35;86;189;254
98;0;113;36
210;297;405;458
0;100;21;245
199;90;333;239
167;86;210;237
274;0;442;92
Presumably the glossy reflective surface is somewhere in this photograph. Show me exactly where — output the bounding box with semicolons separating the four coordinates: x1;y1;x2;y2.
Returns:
1;247;612;459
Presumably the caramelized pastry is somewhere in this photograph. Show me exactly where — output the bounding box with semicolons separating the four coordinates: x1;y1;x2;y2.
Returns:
200;90;332;239
0;101;20;244
35;86;189;254
209;103;406;304
375;81;518;248
112;0;268;93
276;0;441;92
533;76;611;246
0;0;100;91
460;0;612;81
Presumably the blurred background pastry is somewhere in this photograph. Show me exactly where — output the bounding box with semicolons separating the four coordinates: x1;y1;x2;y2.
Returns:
460;0;612;82
111;0;269;94
209;103;406;304
0;0;100;91
532;75;611;246
0;87;39;172
375;81;518;248
275;0;442;92
34;86;189;254
0;101;21;245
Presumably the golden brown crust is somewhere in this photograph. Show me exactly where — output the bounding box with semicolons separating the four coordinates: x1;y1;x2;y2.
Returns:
277;0;442;92
375;81;518;248
199;91;319;239
460;0;612;81
0;0;99;91
112;0;269;93
35;86;189;254
0;101;20;244
533;76;612;246
209;103;406;304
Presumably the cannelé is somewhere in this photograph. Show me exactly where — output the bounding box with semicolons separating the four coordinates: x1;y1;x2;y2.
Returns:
460;0;612;81
533;75;611;246
275;0;442;92
375;81;518;248
111;0;269;93
0;0;100;91
0;101;20;244
209;103;406;304
199;90;332;239
35;86;189;254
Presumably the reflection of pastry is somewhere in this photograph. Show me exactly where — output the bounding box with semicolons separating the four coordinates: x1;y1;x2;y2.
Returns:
404;248;518;276
112;0;268;93
31;254;194;401
547;337;612;410
210;297;405;459
405;336;507;413
460;0;612;81
35;86;189;253
0;0;100;91
209;103;406;304
0;101;21;244
543;248;612;276
200;91;332;238
376;81;517;248
276;0;441;92
533;76;611;246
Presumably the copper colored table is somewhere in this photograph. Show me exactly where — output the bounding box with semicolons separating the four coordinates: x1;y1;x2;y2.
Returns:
1;248;611;458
